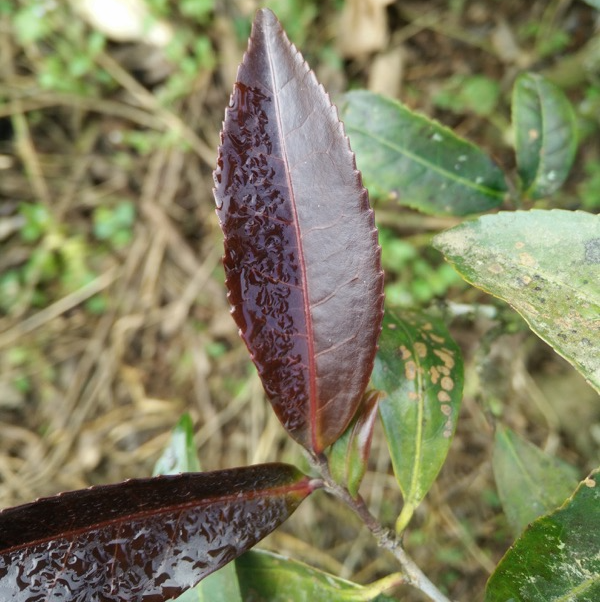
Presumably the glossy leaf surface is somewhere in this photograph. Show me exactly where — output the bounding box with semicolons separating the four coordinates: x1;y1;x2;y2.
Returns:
236;550;396;601
485;471;600;602
493;425;579;537
153;414;242;602
328;390;380;498
0;464;315;601
512;73;577;199
213;9;384;452
371;310;463;532
434;209;600;393
341;90;507;216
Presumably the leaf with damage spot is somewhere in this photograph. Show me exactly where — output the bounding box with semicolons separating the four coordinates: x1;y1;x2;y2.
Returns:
371;310;463;533
340;90;507;216
492;425;579;537
213;9;384;453
433;209;600;393
236;549;396;601
512;73;577;199
0;464;316;601
485;470;600;602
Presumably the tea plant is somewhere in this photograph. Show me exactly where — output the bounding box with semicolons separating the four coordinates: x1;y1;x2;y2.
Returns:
0;8;598;602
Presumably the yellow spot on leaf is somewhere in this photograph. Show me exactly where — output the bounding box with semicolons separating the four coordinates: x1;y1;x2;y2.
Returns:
414;342;427;358
430;366;440;384
408;391;419;401
434;349;455;369
429;334;444;344
528;128;539;141
515;241;525;249
519;252;536;267
441;376;454;391
488;263;503;274
405;360;417;381
438;391;451;403
584;477;596;488
399;345;411;360
440;404;452;416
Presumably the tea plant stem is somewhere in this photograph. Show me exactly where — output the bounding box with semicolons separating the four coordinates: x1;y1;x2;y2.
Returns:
313;454;453;602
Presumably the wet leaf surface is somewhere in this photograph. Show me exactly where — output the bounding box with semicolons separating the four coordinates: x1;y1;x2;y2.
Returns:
153;415;242;602
340;90;507;216
371;310;463;532
236;549;396;601
0;464;315;601
213;8;384;453
485;470;600;602
512;73;577;199
434;209;600;393
493;425;579;537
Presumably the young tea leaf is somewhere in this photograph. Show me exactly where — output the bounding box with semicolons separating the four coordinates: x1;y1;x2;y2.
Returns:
485;470;600;602
341;90;507;216
433;209;600;393
328;390;380;498
236;549;397;601
0;464;316;601
512;73;577;199
213;9;384;453
371;310;463;533
493;425;579;537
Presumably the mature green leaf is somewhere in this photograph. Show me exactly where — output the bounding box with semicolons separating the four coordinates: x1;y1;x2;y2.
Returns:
340;90;507;215
512;73;577;199
433;209;600;392
236;550;396;601
582;0;600;8
492;425;579;537
328;390;380;498
485;470;600;602
153;415;243;602
371;310;463;532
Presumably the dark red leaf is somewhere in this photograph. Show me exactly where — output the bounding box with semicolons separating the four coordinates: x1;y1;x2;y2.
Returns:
0;463;315;601
213;8;384;453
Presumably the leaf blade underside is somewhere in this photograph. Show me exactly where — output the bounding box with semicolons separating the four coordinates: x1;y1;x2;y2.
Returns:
213;8;384;453
0;463;314;601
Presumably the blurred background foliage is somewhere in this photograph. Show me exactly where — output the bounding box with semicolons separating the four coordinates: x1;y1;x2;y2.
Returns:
0;1;599;600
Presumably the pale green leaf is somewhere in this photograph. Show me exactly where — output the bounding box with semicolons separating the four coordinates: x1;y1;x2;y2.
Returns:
236;550;396;601
434;209;600;393
492;425;579;537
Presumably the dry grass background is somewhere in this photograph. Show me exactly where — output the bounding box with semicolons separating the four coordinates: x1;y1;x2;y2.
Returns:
0;1;599;600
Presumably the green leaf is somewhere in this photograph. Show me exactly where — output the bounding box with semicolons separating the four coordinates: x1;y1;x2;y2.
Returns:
492;425;579;537
433;209;600;393
328;390;380;498
152;413;200;476
582;0;600;8
512;73;577;199
371;310;463;532
236;550;396;601
485;470;600;602
340;90;507;216
153;414;243;602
